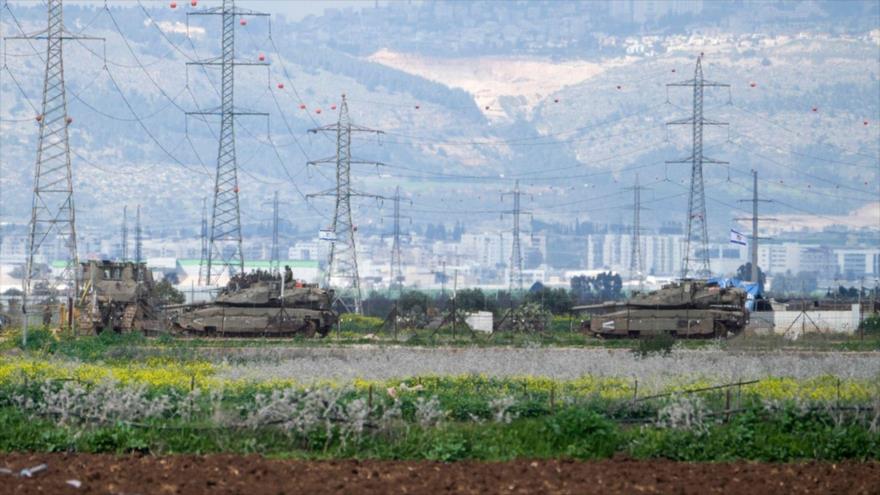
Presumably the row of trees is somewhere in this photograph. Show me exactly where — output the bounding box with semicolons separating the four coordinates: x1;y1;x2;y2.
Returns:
356;271;624;318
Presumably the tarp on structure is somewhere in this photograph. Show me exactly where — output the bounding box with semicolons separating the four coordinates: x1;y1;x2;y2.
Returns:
708;277;763;312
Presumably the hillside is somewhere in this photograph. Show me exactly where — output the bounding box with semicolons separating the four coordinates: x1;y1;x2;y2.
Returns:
0;1;877;239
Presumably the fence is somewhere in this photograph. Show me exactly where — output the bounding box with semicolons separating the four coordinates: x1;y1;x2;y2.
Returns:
747;304;862;337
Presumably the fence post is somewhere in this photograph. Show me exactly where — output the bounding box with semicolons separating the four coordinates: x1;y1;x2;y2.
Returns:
836;378;841;408
550;385;555;412
725;388;731;423
633;378;638;402
368;384;373;411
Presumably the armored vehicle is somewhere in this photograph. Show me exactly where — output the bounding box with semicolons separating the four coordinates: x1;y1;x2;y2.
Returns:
168;272;336;337
78;260;158;333
576;280;748;338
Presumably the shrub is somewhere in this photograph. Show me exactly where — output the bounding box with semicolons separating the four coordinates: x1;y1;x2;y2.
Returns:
633;332;675;357
540;408;620;459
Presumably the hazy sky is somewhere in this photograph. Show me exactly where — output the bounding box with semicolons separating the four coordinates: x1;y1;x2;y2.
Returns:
9;0;383;21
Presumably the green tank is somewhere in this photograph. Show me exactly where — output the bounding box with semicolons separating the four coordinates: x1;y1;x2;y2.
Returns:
168;276;336;337
577;280;748;338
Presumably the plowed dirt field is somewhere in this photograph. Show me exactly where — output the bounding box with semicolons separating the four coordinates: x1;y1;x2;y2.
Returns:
1;453;878;494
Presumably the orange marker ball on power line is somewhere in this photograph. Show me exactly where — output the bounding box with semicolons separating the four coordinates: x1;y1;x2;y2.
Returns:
299;104;306;110
191;0;197;6
240;18;247;26
277;83;284;89
258;54;265;61
170;1;177;8
331;104;337;110
315;108;322;114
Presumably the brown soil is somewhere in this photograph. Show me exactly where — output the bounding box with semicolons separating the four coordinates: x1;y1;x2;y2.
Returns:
1;453;878;495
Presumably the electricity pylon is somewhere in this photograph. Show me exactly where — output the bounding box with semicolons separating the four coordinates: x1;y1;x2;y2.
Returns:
625;174;649;291
307;95;384;314
382;186;411;293
187;0;269;285
198;197;208;285
5;0;103;341
502;180;531;293
120;206;128;262
667;55;729;279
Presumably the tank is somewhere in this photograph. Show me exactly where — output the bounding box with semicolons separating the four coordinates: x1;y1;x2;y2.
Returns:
576;280;749;338
169;273;337;337
78;260;158;333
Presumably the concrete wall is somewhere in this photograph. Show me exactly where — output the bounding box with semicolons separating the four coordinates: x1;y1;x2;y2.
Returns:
747;304;862;337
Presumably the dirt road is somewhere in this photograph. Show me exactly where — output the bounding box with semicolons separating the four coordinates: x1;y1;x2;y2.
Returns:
1;453;878;494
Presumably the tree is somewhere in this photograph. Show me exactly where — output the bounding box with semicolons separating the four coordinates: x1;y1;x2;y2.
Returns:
454;288;487;313
524;287;573;314
152;279;185;305
735;262;766;287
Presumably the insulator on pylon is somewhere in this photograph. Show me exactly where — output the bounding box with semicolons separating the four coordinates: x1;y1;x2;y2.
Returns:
553;98;559;103
672;68;676;73
864;120;869;126
616;85;622;90
484;105;490;110
66;117;73;124
414;105;420;110
35;115;43;122
233;186;239;193
812;107;818;112
750;82;756;87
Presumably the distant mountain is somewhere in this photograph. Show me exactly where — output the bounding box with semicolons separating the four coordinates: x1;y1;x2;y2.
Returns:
0;1;877;239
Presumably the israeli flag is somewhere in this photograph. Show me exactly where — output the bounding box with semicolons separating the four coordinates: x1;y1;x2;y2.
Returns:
729;229;747;246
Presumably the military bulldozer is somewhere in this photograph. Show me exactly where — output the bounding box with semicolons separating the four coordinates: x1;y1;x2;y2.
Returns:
167;273;337;337
78;260;159;334
576;279;748;339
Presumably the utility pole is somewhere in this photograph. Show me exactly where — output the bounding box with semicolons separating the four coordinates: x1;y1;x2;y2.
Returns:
198;197;208;286
667;55;729;279
134;205;143;265
307;95;384;314
737;169;773;288
625;174;649;291
502;180;531;293
262;191;289;276
187;0;269;285
6;0;103;342
121;206;128;262
382;186;411;294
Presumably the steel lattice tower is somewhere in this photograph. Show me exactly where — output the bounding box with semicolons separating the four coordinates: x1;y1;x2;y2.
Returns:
6;0;101;339
120;206;128;262
308;95;384;314
667;55;728;279
383;186;410;293
502;180;530;293
187;0;269;285
625;174;648;290
198;197;208;285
